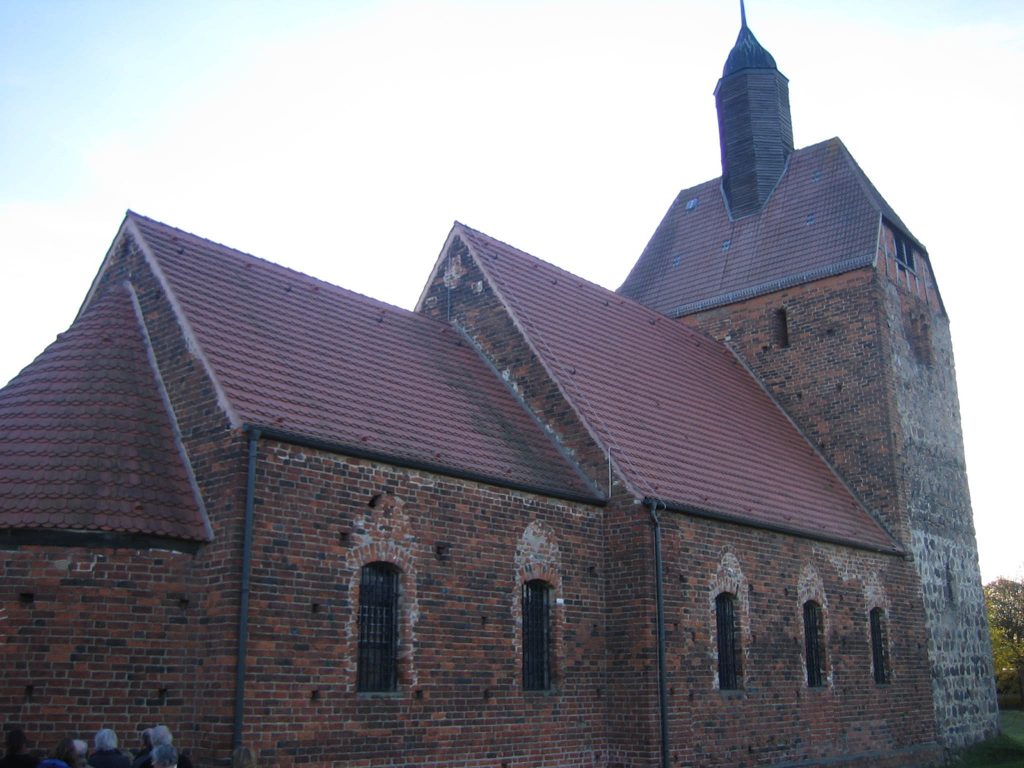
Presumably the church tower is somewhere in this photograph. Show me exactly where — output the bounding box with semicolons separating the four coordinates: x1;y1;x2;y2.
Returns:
619;8;998;749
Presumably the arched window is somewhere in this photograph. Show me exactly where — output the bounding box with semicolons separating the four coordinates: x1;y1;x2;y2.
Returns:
803;600;826;687
869;607;890;684
715;592;741;689
358;562;399;692
522;579;551;690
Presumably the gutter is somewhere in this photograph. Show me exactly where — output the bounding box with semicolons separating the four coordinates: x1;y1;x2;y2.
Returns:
233;427;260;749
645;497;670;768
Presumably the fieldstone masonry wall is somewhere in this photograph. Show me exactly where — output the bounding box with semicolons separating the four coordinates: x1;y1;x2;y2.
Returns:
878;230;998;747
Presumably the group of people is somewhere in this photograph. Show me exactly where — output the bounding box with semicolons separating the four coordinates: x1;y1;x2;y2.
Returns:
0;727;256;768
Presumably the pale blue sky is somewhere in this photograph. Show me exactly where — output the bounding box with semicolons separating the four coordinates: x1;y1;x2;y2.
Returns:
1;0;1021;581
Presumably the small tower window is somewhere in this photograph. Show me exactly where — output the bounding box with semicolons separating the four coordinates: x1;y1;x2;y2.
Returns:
773;308;790;348
893;230;916;272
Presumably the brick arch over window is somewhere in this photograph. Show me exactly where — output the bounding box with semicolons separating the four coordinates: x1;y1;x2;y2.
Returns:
797;563;830;688
512;520;564;691
862;576;893;684
346;541;419;690
708;551;750;690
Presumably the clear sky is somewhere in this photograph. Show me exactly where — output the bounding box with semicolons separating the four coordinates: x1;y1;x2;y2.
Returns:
1;0;1021;582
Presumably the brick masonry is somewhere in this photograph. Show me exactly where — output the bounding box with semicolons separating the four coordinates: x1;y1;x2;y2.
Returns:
0;219;994;767
683;223;999;750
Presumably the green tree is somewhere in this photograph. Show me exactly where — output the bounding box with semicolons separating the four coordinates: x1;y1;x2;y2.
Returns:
986;577;1024;707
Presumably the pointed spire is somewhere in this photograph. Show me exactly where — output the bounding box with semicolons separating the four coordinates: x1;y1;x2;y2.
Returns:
714;7;793;218
723;9;777;77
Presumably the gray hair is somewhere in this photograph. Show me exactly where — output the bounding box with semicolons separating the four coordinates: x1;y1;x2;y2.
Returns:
150;726;173;747
95;729;118;751
73;739;88;757
152;744;178;768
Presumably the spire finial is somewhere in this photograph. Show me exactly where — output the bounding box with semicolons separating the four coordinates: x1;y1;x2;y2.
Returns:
740;0;747;29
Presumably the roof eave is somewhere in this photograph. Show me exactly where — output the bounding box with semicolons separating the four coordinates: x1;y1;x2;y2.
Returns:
642;496;904;557
246;424;607;507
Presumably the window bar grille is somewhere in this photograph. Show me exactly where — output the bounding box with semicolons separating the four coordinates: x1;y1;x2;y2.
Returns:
522;581;550;690
358;564;398;692
716;593;738;689
870;608;889;684
804;601;824;687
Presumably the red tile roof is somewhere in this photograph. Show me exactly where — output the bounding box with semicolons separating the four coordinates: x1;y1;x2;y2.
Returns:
125;213;599;503
619;138;928;316
0;284;210;541
456;224;899;553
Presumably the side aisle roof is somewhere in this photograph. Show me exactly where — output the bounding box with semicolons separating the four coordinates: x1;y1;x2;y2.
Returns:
0;283;211;542
121;212;600;503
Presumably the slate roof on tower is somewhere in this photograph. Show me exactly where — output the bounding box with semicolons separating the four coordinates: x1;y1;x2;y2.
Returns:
436;223;900;554
618;137;931;316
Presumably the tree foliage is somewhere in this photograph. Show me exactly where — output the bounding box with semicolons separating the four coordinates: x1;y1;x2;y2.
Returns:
986;577;1024;703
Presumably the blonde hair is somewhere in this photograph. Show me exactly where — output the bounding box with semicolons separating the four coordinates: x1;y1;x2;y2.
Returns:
231;746;256;768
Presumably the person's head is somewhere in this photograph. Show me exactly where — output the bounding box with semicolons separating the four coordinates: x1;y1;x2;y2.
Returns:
53;737;78;765
140;729;153;750
151;744;177;768
231;746;256;768
149;726;172;748
94;729;118;752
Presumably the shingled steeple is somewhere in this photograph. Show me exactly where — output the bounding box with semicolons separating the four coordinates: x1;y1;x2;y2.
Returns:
715;3;793;218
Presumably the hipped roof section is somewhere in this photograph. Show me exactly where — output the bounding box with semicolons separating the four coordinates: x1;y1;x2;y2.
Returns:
619;137;942;317
0;283;211;542
123;212;600;503
451;223;899;554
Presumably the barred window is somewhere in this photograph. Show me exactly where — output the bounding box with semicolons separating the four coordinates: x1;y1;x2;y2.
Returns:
715;592;741;689
358;562;399;692
522;579;551;691
870;608;890;684
803;600;826;687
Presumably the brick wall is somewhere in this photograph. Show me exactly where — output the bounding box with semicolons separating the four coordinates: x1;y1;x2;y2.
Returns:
0;547;199;752
683;246;998;748
239;440;609;766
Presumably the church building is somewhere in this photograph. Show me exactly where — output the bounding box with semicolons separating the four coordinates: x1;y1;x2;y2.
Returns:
0;12;997;768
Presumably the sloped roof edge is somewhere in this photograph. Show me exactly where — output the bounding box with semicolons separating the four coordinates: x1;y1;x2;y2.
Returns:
454;223;649;503
126;281;213;541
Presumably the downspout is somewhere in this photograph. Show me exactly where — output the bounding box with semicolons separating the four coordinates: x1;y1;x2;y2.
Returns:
233;427;260;749
646;497;670;768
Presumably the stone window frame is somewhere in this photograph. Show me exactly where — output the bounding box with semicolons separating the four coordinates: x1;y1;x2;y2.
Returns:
513;520;564;695
709;552;750;691
347;540;419;695
797;563;832;690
